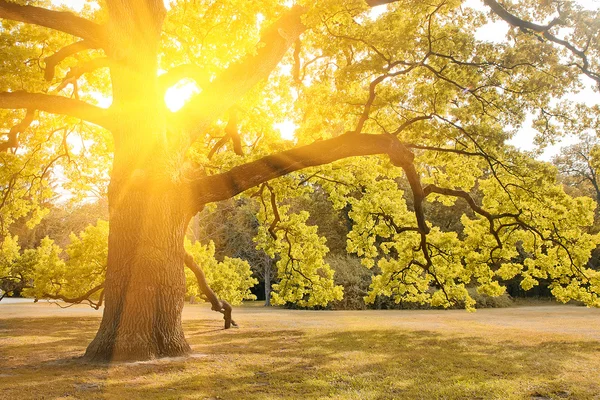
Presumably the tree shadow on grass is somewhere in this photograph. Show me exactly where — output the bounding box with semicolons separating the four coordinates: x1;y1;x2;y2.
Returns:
1;317;600;399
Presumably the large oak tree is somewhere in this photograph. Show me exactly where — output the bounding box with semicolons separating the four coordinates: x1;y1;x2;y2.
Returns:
1;0;599;361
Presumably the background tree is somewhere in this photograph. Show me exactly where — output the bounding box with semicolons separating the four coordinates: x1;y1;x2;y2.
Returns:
554;133;600;214
0;0;599;362
191;199;275;305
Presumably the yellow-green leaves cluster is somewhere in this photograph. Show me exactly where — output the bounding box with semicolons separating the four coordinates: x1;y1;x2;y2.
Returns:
255;187;343;307
24;220;108;300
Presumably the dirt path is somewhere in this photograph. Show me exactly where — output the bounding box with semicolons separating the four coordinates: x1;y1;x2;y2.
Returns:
2;300;599;341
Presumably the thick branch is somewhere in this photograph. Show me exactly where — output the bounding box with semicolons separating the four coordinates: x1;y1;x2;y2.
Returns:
0;109;34;151
193;133;430;233
184;252;236;329
178;6;307;142
482;0;557;32
44;40;96;81
0;91;113;130
0;1;105;46
174;0;402;143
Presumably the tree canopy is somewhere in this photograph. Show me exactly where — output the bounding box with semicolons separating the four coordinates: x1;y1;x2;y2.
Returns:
1;0;600;360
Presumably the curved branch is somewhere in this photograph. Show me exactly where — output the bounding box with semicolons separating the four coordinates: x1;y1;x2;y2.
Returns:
0;1;105;46
44;40;96;81
482;0;559;32
483;0;600;83
192;133;430;233
177;5;307;142
42;283;104;309
184;252;237;329
0;91;113;130
0;109;35;152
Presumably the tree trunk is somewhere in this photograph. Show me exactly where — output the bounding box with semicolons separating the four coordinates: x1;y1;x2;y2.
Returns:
84;183;192;362
79;0;192;362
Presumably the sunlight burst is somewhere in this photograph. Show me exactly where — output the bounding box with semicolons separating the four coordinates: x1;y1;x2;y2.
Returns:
274;120;297;141
164;80;200;112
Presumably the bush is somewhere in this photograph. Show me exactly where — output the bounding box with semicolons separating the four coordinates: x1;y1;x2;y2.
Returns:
328;254;373;310
466;288;513;309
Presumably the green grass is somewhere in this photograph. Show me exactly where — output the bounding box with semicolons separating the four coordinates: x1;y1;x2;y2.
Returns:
1;304;600;399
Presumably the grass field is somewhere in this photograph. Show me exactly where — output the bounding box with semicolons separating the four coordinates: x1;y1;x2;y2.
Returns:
1;301;600;399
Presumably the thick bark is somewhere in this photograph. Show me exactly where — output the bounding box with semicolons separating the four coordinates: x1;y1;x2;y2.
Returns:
84;185;192;361
83;0;185;362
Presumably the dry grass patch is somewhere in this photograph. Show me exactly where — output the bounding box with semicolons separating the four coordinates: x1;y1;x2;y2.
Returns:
1;305;600;399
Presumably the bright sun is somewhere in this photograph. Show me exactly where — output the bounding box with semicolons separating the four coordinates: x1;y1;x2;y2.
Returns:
164;80;200;112
274;120;297;141
163;81;297;141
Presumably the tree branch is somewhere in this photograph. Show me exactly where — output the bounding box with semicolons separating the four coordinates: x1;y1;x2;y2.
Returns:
44;40;96;81
173;0;403;144
192;133;430;233
184;251;237;329
483;0;600;84
0;91;113;130
54;57;111;92
177;5;307;143
0;109;35;152
482;0;559;32
42;283;104;309
0;1;105;46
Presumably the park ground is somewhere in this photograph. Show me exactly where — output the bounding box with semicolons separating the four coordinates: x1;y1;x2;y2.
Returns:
1;300;600;399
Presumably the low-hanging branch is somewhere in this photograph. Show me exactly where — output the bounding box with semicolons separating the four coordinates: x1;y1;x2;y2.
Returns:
0;0;105;46
0;91;113;130
183;252;237;329
42;283;105;310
